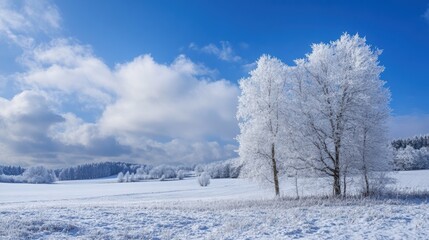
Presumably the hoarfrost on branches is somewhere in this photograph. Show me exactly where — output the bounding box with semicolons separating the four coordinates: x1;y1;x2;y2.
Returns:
237;55;292;196
237;33;391;197
198;172;211;187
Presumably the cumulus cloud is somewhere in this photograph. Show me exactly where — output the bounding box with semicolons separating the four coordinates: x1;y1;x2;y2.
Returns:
0;90;63;153
0;91;130;167
19;39;116;108
100;55;239;141
1;41;239;167
0;0;60;48
0;1;240;167
126;139;237;166
189;41;242;62
388;114;429;139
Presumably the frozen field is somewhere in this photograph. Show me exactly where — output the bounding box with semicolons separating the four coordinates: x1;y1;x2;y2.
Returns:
1;170;429;239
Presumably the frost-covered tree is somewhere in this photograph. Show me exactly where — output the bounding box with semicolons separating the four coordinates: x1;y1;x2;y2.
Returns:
149;165;176;179
22;166;56;184
177;170;185;180
136;166;148;175
124;171;130;182
0;166;55;183
117;172;124;183
394;145;418;170
392;135;429;150
392;135;429;170
291;33;390;196
353;89;391;195
237;55;290;196
198;172;211;187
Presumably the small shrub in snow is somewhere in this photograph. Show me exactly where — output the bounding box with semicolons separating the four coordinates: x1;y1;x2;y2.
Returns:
198;172;210;187
130;173;136;182
177;170;185;180
363;172;396;196
117;172;124;183
160;175;166;181
194;164;204;175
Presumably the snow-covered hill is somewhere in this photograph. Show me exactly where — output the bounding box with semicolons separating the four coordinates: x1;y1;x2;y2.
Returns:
1;170;428;239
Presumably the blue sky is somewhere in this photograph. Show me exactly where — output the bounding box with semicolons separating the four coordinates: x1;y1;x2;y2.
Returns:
0;0;428;167
50;0;429;115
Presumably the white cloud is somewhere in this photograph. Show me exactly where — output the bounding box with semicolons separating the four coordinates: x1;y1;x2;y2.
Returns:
0;90;63;150
388;114;429;139
189;41;242;62
49;113;99;147
0;1;240;167
99;54;239;141
424;6;429;23
0;91;131;167
19;39;116;108
126;138;237;165
2;41;239;167
22;0;61;30
0;0;60;48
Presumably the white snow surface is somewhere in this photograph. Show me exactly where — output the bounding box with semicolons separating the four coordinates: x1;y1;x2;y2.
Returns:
1;170;429;239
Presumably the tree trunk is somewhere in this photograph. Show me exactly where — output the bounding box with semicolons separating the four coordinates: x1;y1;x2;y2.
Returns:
333;145;341;196
333;170;341;196
294;170;299;199
271;143;280;196
343;170;347;196
362;132;370;197
363;165;370;196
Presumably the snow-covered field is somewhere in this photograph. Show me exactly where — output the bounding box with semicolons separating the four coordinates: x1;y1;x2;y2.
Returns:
1;171;429;239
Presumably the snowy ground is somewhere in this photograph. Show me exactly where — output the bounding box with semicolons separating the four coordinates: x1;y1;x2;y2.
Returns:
1;171;429;239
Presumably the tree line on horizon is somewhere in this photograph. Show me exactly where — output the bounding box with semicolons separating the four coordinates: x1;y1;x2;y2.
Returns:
0;134;428;184
0;159;242;182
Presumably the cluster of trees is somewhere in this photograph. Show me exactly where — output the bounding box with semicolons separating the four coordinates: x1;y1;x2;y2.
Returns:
148;165;177;179
117;171;137;182
56;162;145;180
0;166;56;183
0;160;243;184
392;135;429;150
194;159;242;179
0;165;25;175
392;135;429;170
237;33;391;197
117;165;190;182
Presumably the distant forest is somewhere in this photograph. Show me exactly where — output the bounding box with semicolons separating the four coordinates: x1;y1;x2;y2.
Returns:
0;165;25;175
392;135;429;150
0;159;241;181
55;162;145;180
0;162;143;179
392;134;429;170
